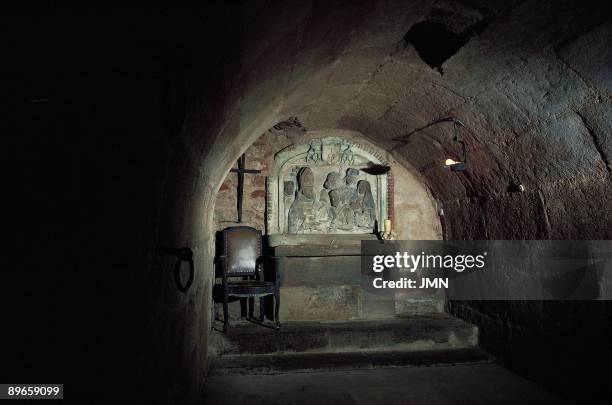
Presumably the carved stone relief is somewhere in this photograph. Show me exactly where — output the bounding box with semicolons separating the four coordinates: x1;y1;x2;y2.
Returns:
267;137;389;235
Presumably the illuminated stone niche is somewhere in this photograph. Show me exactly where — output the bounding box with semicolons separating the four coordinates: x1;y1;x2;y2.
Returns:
266;137;389;235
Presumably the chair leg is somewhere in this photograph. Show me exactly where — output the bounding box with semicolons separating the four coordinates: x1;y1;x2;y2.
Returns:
240;298;247;320
274;289;280;329
248;297;254;319
223;291;229;333
259;297;265;322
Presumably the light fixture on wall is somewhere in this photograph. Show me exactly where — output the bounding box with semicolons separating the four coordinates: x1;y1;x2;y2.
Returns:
441;118;467;172
508;179;526;193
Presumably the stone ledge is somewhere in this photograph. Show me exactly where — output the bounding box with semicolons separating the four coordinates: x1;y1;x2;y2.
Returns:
267;233;378;246
267;233;379;256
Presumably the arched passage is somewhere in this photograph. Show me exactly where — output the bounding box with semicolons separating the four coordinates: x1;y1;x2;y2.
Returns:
169;1;611;401
7;1;610;403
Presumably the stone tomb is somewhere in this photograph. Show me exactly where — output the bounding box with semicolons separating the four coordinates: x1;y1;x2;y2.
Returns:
266;138;396;321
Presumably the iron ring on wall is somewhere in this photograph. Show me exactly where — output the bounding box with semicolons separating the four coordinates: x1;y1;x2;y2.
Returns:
174;253;194;292
156;246;194;292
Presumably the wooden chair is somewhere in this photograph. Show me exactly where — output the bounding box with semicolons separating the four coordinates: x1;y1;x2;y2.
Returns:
216;226;280;333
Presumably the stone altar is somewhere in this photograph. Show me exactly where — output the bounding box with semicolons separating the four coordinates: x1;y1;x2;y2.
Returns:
265;137;400;321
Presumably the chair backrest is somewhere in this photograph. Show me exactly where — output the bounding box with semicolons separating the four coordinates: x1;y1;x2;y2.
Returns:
221;226;262;276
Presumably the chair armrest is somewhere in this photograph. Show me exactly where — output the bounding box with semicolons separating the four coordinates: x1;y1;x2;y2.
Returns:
258;255;280;285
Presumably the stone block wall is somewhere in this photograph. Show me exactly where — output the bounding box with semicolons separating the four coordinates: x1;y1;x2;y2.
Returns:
214;133;275;230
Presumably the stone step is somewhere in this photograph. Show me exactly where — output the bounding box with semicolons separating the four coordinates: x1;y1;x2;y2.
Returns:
209;348;493;376
215;314;479;355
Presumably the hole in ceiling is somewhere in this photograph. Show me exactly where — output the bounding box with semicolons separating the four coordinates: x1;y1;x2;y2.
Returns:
403;21;471;74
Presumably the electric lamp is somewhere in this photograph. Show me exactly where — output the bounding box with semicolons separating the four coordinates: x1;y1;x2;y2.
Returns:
441;118;467;172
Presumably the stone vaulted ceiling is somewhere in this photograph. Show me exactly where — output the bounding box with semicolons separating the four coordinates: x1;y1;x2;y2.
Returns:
191;0;611;241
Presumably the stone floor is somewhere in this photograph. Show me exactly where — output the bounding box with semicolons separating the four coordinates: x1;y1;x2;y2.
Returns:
202;363;565;404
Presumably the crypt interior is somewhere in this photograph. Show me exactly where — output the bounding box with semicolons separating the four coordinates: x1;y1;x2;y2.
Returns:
4;0;612;403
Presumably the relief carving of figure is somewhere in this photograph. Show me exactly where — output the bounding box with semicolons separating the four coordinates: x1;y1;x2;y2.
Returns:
352;180;376;229
328;168;360;230
287;167;329;233
340;142;354;165
305;140;322;163
319;172;341;228
319;173;335;207
283;181;295;197
272;138;388;234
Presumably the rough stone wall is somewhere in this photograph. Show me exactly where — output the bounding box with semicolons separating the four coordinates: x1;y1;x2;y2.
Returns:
4;4;244;403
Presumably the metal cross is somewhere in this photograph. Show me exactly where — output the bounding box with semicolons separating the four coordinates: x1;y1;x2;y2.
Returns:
230;153;261;223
